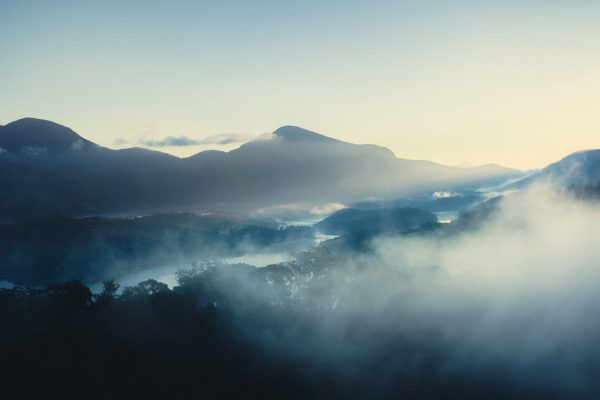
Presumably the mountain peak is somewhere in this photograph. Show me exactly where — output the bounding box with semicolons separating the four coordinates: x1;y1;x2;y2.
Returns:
272;125;340;143
0;117;97;155
7;117;74;132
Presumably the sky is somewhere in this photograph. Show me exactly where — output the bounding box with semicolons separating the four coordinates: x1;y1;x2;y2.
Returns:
1;0;599;169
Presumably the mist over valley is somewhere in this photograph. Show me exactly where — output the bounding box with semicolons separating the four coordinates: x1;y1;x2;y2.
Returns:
1;116;600;398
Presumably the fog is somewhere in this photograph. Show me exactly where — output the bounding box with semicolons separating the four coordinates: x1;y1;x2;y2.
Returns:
202;183;600;397
367;184;600;392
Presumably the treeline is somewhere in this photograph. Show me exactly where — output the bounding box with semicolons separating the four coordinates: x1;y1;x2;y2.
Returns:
0;251;577;399
0;249;342;398
0;277;307;398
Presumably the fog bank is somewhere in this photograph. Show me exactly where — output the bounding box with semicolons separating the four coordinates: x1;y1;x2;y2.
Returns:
215;184;600;397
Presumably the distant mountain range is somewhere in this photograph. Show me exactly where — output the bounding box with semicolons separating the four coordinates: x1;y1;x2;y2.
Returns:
0;118;520;220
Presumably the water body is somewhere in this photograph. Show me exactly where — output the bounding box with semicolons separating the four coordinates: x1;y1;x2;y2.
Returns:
0;280;14;289
314;232;339;244
281;218;338;244
88;252;291;293
434;210;459;224
2;220;325;293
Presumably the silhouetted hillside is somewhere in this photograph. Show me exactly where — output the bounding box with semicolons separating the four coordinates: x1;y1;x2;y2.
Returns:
0;117;98;155
0;118;519;220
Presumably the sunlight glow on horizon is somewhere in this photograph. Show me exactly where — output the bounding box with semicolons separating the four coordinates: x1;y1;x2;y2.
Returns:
1;0;599;169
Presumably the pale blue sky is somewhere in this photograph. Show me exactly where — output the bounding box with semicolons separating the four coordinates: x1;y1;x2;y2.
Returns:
1;0;599;168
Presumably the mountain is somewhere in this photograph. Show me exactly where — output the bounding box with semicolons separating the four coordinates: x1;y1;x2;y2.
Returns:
184;125;518;205
537;149;600;186
0;118;519;220
510;149;600;193
0;117;98;155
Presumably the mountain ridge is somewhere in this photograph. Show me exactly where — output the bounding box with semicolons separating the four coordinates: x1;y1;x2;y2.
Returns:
0;117;521;220
0;118;520;173
510;149;600;189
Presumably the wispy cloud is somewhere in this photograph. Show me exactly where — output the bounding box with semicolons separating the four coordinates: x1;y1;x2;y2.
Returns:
141;136;202;147
140;132;254;147
113;138;130;146
205;132;256;145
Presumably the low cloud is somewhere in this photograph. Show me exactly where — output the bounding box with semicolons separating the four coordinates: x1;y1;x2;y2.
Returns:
141;136;202;147
354;184;600;393
141;132;254;147
200;183;600;396
113;138;130;146
310;202;346;215
201;132;255;146
22;146;48;156
70;139;84;150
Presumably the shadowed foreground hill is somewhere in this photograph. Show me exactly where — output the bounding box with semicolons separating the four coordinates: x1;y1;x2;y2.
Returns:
0;118;518;220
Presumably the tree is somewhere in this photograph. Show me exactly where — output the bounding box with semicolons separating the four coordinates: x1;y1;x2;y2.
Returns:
122;279;169;298
63;280;92;309
95;279;120;304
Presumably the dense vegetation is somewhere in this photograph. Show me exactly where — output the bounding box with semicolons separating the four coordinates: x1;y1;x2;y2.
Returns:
0;264;480;399
2;240;596;399
0;213;313;284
